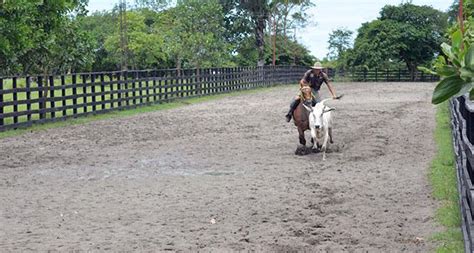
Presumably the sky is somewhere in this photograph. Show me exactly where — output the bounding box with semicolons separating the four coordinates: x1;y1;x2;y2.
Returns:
86;0;453;59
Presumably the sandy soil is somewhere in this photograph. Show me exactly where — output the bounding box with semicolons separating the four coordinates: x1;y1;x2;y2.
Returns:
0;82;441;252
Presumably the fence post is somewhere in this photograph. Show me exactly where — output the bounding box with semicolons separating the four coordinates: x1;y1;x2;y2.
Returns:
72;74;78;116
124;71;130;107
0;78;3;126
49;75;55;119
196;68;201;96
90;74;96;112
375;68;378;82
398;69;401;82
60;75;66;117
38;76;46;120
100;73;105;110
117;72;122;108
82;74;87;113
26;76;32;121
12;77;18;125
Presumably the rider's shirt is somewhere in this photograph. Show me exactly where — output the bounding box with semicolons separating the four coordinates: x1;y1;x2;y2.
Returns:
303;70;329;92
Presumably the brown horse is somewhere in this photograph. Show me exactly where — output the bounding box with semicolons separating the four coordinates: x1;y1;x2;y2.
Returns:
293;86;315;154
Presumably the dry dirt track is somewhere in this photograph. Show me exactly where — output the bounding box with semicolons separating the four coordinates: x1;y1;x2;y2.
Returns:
0;82;441;252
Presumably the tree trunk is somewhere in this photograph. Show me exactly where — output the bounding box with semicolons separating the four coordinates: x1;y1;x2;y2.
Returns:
407;62;416;81
272;15;276;66
255;16;266;66
176;56;182;77
42;68;49;99
283;3;288;50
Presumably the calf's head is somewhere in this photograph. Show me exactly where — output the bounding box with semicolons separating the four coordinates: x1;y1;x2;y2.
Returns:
303;99;335;129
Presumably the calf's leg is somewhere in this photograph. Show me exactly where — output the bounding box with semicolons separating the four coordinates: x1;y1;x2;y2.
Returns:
329;127;334;144
322;128;330;160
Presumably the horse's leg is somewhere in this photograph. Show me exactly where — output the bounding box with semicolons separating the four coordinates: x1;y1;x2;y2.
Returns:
298;128;306;146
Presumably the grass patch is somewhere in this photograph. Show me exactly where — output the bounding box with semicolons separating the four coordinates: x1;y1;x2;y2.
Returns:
430;101;464;252
0;84;287;139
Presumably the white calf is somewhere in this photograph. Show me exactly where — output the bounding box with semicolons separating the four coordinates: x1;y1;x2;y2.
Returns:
303;99;334;160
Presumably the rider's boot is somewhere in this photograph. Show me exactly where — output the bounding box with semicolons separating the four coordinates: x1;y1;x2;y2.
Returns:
285;99;300;122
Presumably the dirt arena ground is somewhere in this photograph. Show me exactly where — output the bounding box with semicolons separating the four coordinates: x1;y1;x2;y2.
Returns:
0;82;441;252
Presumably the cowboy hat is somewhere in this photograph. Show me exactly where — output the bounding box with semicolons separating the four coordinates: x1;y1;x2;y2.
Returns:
311;62;324;69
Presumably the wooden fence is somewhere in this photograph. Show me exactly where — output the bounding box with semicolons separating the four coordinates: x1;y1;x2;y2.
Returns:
0;65;441;132
451;95;474;253
0;66;306;131
327;68;440;82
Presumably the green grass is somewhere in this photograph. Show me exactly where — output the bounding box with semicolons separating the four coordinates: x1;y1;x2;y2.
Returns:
429;102;464;252
0;84;285;139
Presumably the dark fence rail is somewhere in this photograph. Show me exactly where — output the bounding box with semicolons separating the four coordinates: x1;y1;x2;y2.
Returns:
451;95;474;253
327;68;440;82
0;66;306;131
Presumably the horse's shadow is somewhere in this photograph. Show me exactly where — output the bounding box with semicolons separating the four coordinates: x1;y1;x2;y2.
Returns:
295;145;318;156
294;144;343;156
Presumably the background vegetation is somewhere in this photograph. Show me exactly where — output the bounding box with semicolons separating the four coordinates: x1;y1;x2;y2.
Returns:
0;0;316;76
0;0;466;99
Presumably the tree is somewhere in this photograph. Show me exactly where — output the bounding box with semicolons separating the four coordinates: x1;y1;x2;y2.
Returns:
233;33;314;66
447;0;474;24
104;10;167;70
327;28;353;60
134;0;170;11
78;11;118;71
238;0;270;66
0;0;92;75
346;3;447;80
419;0;474;104
152;0;232;69
234;0;312;66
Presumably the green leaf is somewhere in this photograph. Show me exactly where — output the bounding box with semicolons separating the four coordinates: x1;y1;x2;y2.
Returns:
436;65;457;77
437;56;446;65
460;67;474;81
452;57;462;68
432;75;467;104
455;82;474;97
441;43;455;60
417;66;437;75
465;46;474;70
452;30;463;50
470;88;474;100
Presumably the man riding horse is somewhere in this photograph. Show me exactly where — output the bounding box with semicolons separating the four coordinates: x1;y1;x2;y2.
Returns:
285;62;338;122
